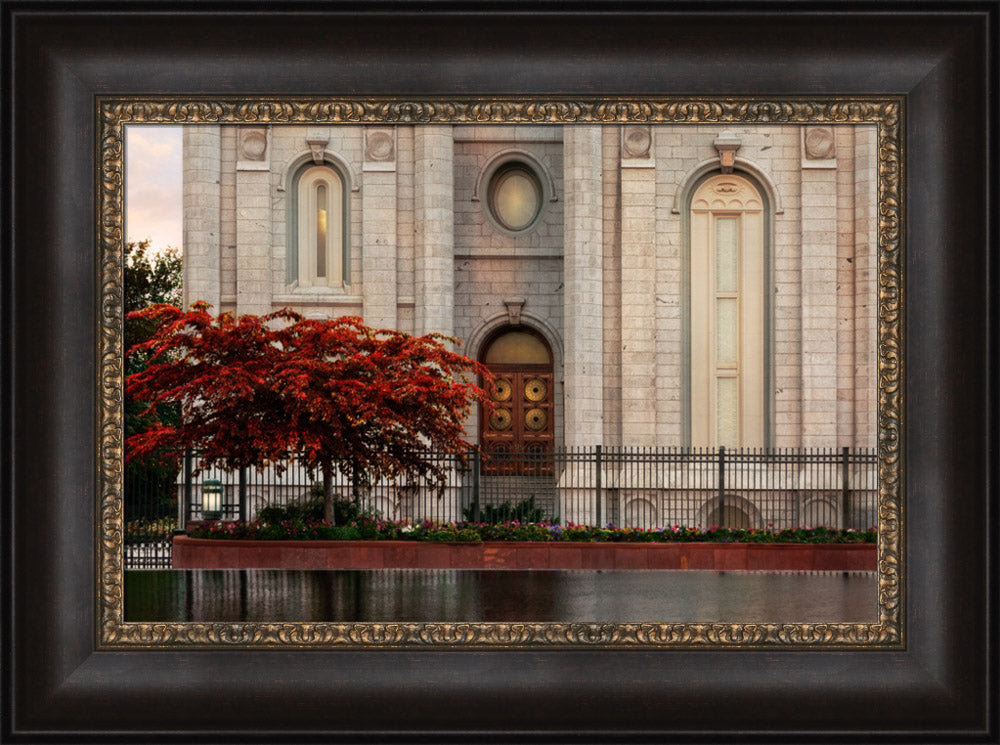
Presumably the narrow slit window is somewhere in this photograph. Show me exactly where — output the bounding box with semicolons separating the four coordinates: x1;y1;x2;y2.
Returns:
316;183;327;278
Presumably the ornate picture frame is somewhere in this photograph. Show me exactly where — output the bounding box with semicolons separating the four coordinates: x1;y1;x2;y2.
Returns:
4;3;995;740
99;96;903;649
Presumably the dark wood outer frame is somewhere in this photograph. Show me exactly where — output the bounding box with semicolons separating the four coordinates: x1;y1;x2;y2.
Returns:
2;2;995;742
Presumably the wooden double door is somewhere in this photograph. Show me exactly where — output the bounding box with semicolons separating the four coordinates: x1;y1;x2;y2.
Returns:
481;365;554;472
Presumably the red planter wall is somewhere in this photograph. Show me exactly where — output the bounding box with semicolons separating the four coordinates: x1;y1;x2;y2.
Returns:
172;536;876;571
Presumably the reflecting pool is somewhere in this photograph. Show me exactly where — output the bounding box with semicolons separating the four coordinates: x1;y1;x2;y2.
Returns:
125;569;877;623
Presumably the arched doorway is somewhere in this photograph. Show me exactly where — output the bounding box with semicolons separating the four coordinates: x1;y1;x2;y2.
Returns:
479;327;554;473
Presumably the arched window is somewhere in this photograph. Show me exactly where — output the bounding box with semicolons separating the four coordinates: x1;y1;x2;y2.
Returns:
288;163;346;288
688;172;768;448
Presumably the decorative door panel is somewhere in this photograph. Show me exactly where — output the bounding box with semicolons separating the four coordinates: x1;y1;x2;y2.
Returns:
482;368;553;474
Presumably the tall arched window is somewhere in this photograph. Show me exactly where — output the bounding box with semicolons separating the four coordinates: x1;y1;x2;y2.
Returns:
289;163;346;288
688;172;768;447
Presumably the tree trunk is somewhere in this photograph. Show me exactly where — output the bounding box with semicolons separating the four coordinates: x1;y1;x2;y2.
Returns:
322;461;335;525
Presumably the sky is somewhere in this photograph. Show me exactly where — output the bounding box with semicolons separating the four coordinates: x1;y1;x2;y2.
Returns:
125;125;183;252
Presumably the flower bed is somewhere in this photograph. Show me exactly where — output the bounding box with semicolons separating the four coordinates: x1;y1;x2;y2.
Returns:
125;516;177;545
174;520;876;571
186;518;876;545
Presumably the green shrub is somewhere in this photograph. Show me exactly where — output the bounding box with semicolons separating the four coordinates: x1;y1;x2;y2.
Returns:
423;525;483;542
327;525;362;541
456;527;482;542
462;495;554;524
256;497;324;523
256;489;381;525
477;522;553;541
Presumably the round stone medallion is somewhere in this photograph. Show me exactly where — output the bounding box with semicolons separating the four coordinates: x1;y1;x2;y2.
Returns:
240;130;267;161
804;126;836;160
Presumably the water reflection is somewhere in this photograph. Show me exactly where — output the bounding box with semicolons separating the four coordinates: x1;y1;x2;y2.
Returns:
125;569;877;623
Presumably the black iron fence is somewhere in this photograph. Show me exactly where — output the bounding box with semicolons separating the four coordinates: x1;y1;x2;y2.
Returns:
124;446;877;568
125;538;174;568
174;445;875;526
124;457;181;569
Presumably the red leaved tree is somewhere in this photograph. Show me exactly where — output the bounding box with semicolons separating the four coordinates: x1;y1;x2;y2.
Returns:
125;302;491;524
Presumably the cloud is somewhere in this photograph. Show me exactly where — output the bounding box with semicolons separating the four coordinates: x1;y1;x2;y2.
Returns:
125;126;183;252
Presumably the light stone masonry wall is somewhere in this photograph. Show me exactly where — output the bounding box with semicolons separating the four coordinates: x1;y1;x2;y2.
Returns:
361;166;398;328
219;126;238;304
769;127;805;449
235;127;273;316
453;257;564;350
620;130;659;445
413;126;454;338
395;126;416;335
650;127;688;447
562;125;604;447
836;127;857;445
799;149;840;446
853;126;878;448
650;130;681;447
602;127;623;446
183;122;879;453
182;125;222;310
361;126;398;329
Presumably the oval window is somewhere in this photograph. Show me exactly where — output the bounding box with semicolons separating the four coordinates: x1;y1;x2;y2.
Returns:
488;164;543;232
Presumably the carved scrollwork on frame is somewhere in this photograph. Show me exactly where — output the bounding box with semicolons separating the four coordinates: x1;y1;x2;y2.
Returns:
101;619;902;648
97;96;903;649
98;108;127;634
102;97;900;127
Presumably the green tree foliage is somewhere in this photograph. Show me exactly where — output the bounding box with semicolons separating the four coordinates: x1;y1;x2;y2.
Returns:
124;239;183;369
124;240;183;520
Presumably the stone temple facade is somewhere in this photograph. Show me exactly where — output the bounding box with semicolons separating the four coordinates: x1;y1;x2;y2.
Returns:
183;123;879;461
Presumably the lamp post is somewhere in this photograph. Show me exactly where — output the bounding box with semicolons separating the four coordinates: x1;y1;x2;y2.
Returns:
202;479;223;521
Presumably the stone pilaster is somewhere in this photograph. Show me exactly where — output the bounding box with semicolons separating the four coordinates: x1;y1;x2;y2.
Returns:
235;126;272;316
361;127;398;329
836;127;856;446
619;126;657;445
182;125;221;309
853;125;879;449
413;125;454;337
800;126;839;446
562;125;604;447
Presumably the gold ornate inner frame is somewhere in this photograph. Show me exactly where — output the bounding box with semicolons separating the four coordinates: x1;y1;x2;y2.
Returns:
97;97;903;649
